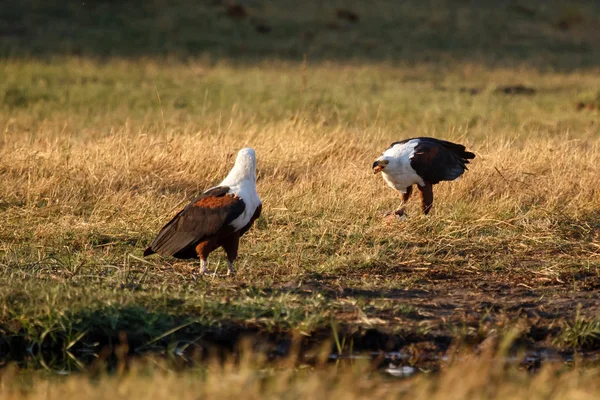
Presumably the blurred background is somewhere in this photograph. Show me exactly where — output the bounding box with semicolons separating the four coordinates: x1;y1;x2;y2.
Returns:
1;0;599;69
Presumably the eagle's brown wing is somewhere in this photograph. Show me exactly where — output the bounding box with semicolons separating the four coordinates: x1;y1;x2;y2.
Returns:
408;138;475;184
144;186;245;258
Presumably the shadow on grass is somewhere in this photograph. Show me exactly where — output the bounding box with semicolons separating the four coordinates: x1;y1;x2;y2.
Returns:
1;283;598;373
1;0;599;70
0;303;453;372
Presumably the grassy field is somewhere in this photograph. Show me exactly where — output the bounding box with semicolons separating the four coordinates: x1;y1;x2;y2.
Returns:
0;0;600;396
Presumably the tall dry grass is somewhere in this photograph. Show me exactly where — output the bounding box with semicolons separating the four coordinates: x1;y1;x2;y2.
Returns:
0;346;599;400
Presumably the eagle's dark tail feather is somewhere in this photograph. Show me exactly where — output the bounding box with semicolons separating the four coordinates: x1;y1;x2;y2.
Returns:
441;141;475;163
143;247;155;257
462;150;476;161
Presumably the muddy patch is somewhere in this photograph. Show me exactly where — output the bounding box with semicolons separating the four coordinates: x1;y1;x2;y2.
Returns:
1;263;599;374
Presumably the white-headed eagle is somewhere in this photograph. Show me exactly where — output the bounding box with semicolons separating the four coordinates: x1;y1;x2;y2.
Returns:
373;137;475;216
144;148;262;276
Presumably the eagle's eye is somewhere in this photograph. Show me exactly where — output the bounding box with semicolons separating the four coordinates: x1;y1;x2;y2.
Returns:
373;159;389;174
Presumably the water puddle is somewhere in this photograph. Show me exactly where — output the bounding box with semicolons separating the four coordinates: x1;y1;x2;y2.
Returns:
385;365;417;378
323;348;598;378
3;334;599;378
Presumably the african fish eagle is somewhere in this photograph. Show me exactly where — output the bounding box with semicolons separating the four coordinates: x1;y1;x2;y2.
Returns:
144;148;262;276
372;137;475;216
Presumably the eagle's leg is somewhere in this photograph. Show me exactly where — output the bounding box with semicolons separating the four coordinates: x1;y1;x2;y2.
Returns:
190;258;208;282
195;241;214;277
227;261;235;276
222;233;240;276
417;182;433;215
199;259;208;274
395;186;413;217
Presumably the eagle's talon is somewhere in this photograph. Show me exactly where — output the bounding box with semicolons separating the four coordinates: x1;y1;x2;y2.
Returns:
227;262;236;276
394;208;406;217
383;208;407;219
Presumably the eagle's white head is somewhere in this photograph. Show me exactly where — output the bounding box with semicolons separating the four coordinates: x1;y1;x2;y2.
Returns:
372;157;390;174
220;148;257;186
372;140;419;175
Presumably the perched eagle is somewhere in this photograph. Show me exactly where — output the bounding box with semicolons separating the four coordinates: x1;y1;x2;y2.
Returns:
372;137;475;217
144;148;262;276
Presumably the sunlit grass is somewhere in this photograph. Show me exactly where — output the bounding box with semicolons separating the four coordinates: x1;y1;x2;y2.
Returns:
1;57;598;371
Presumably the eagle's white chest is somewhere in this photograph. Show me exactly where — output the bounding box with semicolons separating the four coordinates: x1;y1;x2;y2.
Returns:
227;181;261;231
379;141;425;193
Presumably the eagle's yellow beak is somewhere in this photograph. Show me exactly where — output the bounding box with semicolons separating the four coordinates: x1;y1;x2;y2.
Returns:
372;160;388;174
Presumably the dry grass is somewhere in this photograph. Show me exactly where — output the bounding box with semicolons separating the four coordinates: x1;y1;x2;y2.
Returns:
1;105;599;281
1;345;600;400
1;72;598;277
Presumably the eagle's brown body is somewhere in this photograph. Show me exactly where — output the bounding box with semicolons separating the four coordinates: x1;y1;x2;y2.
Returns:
144;186;261;260
144;148;261;275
